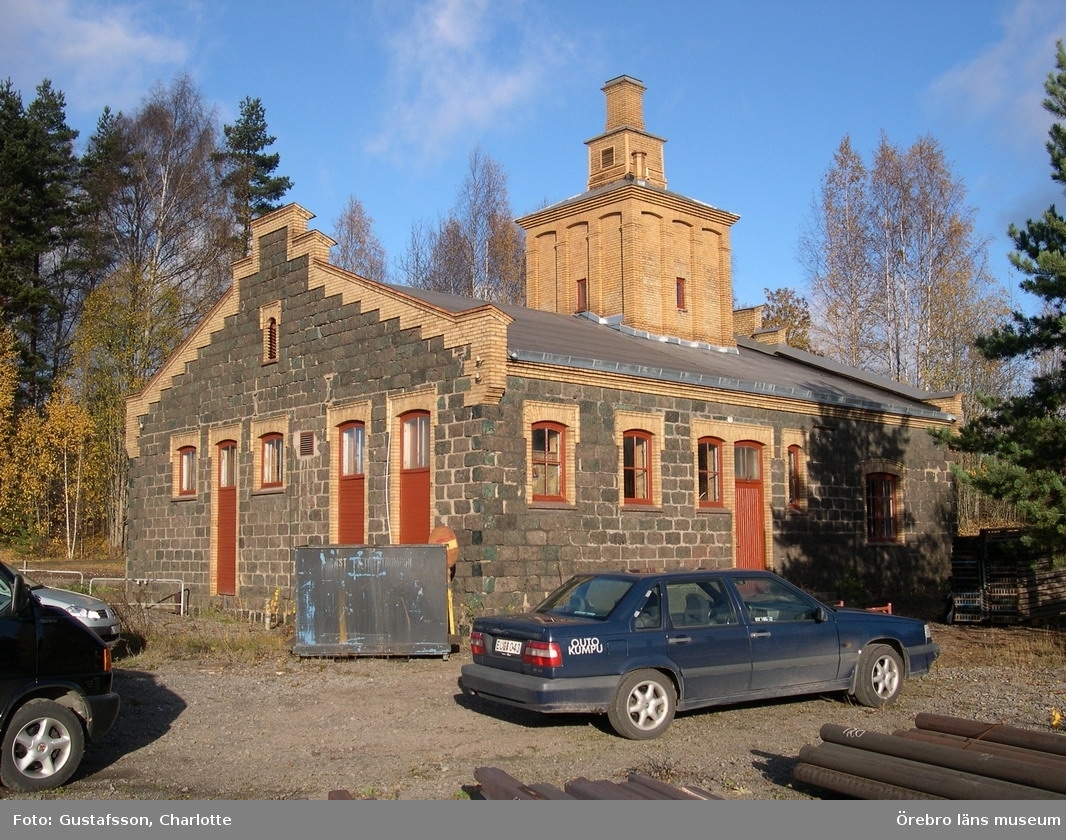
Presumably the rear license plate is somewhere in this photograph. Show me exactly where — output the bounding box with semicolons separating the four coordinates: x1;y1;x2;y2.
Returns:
494;638;523;656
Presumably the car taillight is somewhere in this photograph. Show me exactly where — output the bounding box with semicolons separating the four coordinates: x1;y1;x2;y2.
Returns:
522;640;562;667
102;646;112;672
470;631;486;656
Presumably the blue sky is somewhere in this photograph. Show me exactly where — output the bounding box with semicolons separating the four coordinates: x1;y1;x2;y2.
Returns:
3;0;1066;310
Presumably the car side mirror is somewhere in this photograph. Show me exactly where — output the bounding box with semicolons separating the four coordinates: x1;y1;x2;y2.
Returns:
813;606;828;623
11;574;29;614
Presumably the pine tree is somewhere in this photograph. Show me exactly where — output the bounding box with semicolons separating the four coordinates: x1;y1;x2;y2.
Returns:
214;96;293;256
945;40;1066;558
0;79;80;407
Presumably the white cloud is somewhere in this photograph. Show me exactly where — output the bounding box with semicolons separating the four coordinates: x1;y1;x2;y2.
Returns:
367;0;572;164
925;0;1066;150
0;0;190;118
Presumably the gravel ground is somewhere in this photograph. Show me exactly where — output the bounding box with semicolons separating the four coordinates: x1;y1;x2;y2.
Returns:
2;621;1064;801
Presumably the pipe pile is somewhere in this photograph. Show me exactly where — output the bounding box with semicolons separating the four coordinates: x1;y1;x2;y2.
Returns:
794;714;1066;799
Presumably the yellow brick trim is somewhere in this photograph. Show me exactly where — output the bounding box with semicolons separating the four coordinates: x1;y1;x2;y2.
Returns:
615;409;665;507
126;284;240;458
325;401;372;544
207;425;241;596
250;415;290;491
386;389;436;544
310;260;511;406
523;400;580;505
126;209;512;459
169;430;200;499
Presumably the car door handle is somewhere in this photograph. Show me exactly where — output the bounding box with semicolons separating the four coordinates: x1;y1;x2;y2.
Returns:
668;635;692;645
750;631;771;639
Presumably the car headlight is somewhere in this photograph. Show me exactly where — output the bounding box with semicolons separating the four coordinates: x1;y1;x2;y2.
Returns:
65;605;94;619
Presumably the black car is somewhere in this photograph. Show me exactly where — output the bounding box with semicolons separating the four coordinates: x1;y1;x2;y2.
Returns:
0;561;120;791
460;569;939;739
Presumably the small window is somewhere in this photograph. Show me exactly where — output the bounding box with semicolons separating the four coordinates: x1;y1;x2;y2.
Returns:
601;147;615;169
179;446;197;496
676;277;686;310
340;422;365;477
218;441;237;489
265;317;278;363
576;278;587;313
735;443;761;481
866;473;899;543
623;430;653;505
261;434;284;489
401;412;430;470
697;437;723;507
532;422;566;502
788;445;803;508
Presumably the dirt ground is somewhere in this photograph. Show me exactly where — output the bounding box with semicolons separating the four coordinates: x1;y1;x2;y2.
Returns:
2;616;1065;801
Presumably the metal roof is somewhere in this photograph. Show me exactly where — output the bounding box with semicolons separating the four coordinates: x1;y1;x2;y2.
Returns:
384;284;956;422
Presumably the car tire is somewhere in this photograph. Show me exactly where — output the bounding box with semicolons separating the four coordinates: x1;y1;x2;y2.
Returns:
607;669;676;740
852;644;904;708
1;699;85;792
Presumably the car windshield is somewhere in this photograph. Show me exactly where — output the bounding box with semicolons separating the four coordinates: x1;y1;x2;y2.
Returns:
536;576;635;620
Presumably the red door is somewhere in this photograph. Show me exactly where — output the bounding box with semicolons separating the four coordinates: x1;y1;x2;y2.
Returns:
338;422;365;544
216;441;237;595
399;411;431;543
734;442;766;569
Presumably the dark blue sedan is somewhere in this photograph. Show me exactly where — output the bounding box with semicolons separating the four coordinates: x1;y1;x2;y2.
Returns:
459;569;940;739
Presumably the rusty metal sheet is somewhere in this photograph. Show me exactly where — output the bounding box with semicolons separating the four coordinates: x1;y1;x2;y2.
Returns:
292;545;449;657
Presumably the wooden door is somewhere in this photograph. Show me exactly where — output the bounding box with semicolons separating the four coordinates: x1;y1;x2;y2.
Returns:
399;411;430;543
338;422;365;544
216;440;238;595
734;442;766;569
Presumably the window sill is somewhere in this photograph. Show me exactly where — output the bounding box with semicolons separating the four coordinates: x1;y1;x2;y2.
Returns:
252;486;285;496
529;500;577;510
171;494;198;502
622;503;661;512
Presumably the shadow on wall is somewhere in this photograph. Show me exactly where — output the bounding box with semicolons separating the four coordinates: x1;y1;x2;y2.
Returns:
776;407;955;614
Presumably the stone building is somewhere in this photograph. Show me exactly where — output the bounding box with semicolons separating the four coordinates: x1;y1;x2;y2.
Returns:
125;76;959;620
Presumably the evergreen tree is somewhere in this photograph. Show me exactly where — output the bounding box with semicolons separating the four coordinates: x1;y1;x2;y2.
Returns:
0;79;80;407
214;96;292;256
945;40;1066;558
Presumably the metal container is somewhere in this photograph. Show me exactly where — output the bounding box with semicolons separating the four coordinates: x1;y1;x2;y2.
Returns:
293;545;450;657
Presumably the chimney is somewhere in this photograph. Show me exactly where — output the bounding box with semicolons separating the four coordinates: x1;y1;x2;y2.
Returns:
603;76;646;131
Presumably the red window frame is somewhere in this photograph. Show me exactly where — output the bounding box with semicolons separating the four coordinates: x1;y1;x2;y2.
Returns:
178;446;197;496
676;277;686;310
623;429;653;505
339;422;365;479
697;437;723;507
531;421;566;502
261;433;284;489
576;278;588;313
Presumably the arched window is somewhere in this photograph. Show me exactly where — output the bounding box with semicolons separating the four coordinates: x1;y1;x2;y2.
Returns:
532;422;566;502
623;430;653;505
178;446;197;496
261;433;284;489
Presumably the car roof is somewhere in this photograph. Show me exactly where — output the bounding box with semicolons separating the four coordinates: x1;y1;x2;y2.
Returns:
583;569;779;581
